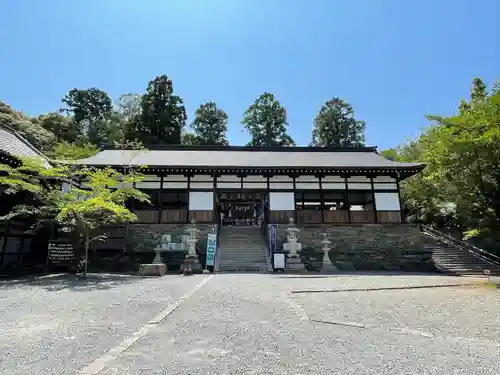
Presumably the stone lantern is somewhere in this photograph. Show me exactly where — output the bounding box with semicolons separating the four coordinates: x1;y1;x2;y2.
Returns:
283;217;305;271
181;219;202;273
320;233;337;273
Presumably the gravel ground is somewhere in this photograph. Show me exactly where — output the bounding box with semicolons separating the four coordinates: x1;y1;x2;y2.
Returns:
98;274;499;375
0;273;207;375
1;273;499;374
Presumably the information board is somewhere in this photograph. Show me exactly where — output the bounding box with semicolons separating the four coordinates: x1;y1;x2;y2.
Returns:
48;242;75;265
269;224;277;253
206;234;217;267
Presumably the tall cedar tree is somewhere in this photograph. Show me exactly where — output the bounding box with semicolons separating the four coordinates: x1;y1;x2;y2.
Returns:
311;98;366;147
242;93;295;146
61;88;113;145
138;75;187;145
191;102;229;145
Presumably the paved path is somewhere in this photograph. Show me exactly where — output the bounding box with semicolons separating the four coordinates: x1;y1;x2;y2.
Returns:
1;273;499;374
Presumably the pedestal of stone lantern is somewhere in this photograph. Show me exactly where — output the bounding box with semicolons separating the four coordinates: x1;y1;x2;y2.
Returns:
181;219;202;274
139;234;167;276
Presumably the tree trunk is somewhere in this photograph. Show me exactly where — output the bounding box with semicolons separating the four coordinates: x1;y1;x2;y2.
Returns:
83;231;89;278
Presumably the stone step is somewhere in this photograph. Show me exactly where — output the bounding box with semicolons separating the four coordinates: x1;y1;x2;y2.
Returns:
219;254;266;259
220;249;264;253
220;259;267;263
220;256;265;260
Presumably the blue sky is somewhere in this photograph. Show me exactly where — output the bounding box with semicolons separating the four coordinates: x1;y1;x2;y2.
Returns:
1;0;498;149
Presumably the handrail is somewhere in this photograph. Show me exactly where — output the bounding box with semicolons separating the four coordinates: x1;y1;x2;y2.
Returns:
422;225;500;266
214;223;221;272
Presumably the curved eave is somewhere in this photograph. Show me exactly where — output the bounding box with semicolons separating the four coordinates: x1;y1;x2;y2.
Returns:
70;163;426;178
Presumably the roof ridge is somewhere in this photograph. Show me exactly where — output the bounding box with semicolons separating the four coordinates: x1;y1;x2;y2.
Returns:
102;144;379;153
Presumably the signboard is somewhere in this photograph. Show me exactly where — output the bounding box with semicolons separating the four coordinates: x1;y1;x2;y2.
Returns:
206;234;217;267
160;234;171;250
166;242;187;251
269;224;277;253
48;241;74;265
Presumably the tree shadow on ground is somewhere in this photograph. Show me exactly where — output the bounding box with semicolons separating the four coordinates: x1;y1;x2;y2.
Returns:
0;273;145;292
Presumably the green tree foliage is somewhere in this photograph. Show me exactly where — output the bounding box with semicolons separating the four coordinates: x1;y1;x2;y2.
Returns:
191;102;228;145
311;98;366;147
114;93;142;146
379;148;398;161
181;132;200;145
38;112;79;143
383;78;500;241
138;75;187;145
0;156;149;273
46;141;99;160
242;93;295;146
0;101;56;152
61;88;113;145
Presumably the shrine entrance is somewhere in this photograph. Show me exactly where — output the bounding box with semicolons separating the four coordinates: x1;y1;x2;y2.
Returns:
216;191;268;226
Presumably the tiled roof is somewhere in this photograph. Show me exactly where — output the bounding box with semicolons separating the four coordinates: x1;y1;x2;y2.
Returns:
0;124;50;167
73;145;425;173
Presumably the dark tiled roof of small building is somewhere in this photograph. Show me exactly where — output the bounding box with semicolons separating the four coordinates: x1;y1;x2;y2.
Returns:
0;124;50;167
72;145;424;173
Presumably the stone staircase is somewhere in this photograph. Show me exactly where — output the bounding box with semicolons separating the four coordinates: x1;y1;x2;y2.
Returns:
217;226;269;272
422;231;500;276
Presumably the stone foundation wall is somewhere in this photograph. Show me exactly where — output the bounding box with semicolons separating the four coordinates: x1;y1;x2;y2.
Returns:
87;223;214;273
298;224;437;272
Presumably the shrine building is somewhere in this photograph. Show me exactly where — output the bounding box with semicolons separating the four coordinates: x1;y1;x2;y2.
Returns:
73;144;425;227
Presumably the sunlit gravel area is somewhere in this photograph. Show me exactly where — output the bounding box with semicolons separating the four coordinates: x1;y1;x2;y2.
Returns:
1;273;499;375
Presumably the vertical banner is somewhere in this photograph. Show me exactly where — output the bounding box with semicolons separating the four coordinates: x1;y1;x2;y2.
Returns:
269;224;277;253
206;234;217;267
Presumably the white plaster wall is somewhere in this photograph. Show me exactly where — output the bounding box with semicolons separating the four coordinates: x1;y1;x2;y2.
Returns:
322;176;344;182
189;191;214;210
269;176;293;182
322;183;345;190
243;183;268;189
295;176;319;183
347;183;371;190
136;181;161;189
190;182;213;189
347;176;370;183
142;175;161;182
374;192;401;210
163;182;188;189
242;176;267;182
269;192;295;210
217;182;241;189
269;182;294;189
295;182;320;189
217;175;240;182
373;183;398;190
190;175;213;182
164;175;188;182
373;176;396;183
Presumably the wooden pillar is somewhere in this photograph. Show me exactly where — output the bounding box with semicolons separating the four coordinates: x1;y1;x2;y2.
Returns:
265;174;270;224
344;176;351;223
396;172;404;223
157;174;163;224
292;175;297;223
319;175;325;223
0;220;10;272
213;169;217;224
186;175;191;223
370;176;378;223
